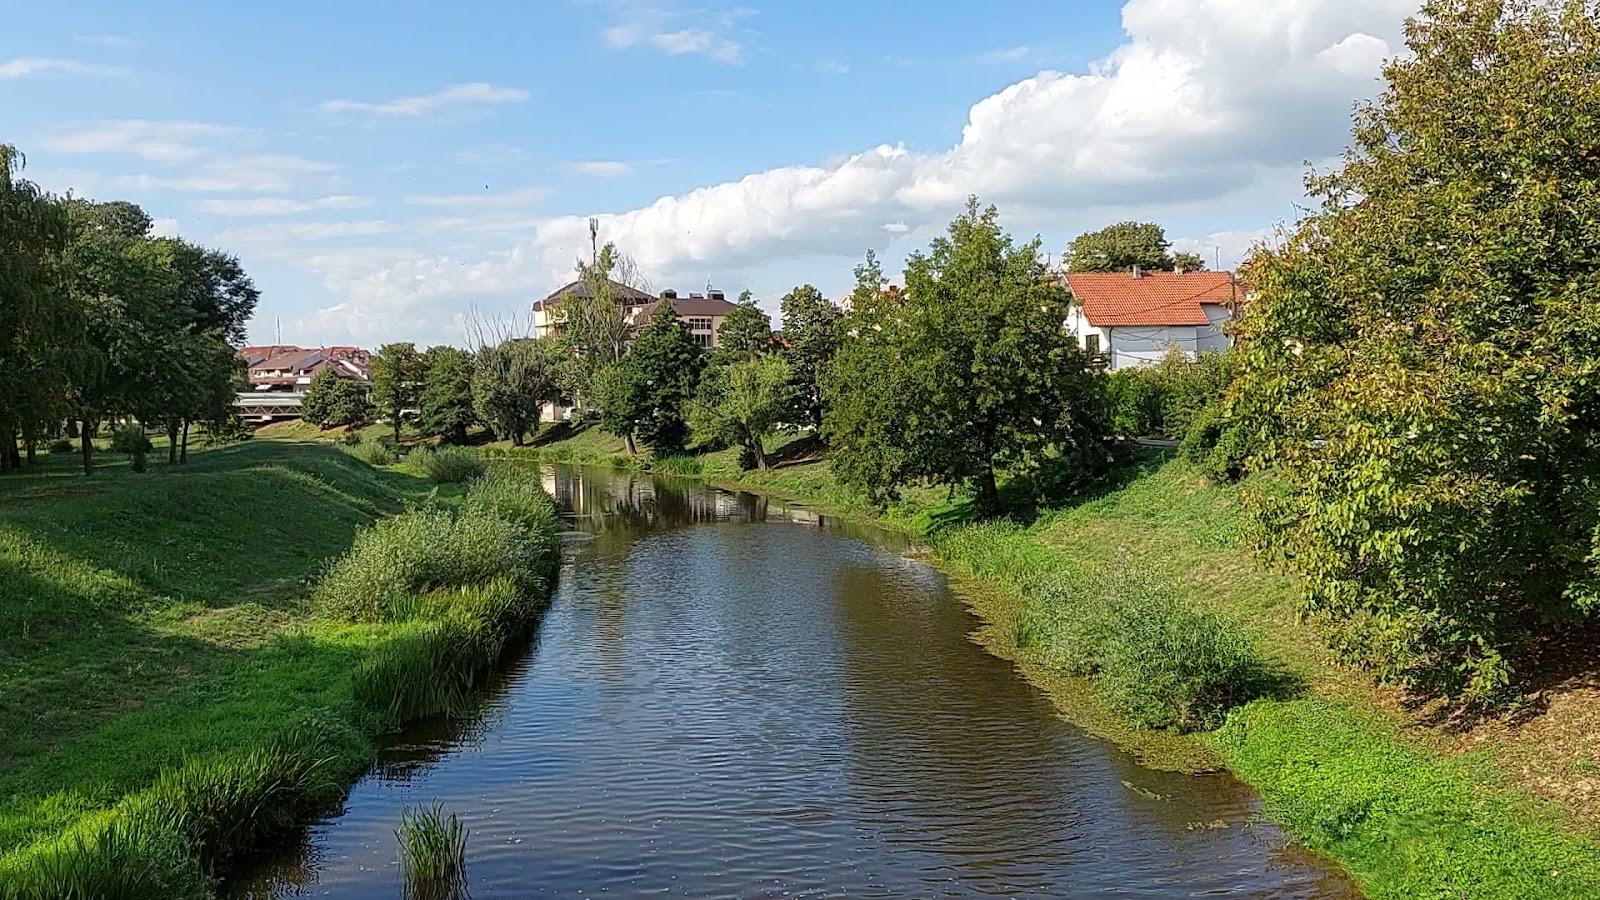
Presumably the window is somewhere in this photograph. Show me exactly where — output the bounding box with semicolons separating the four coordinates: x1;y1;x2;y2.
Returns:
1084;333;1101;355
693;332;713;348
687;316;713;331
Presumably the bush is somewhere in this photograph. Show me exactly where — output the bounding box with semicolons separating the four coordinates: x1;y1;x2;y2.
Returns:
46;438;73;454
349;440;398;467
1179;401;1250;482
1018;566;1268;731
340;430;364;446
1106;349;1232;440
412;446;486;484
650;454;703;476
459;467;560;534
110;425;151;472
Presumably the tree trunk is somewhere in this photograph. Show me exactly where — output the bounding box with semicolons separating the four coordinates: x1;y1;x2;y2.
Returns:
392;411;402;446
750;437;767;470
80;421;94;476
625;433;637;456
167;422;180;465
66;418;80;439
25;439;36;466
180;421;190;463
976;464;1001;518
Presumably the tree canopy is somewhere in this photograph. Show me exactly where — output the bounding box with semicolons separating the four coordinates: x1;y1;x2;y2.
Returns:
472;338;563;446
827;199;1108;515
302;368;372;430
420;345;477;443
1226;0;1600;703
713;290;772;360
690;355;792;469
620;304;704;456
778;283;842;432
1066;221;1205;273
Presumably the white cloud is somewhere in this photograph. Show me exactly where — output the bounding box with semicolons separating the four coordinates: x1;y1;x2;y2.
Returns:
567;160;633;178
150;217;181;238
289;0;1414;343
598;4;749;64
196;195;370;216
1170;227;1273;271
44;120;241;163
980;46;1033;63
319;82;530;117
220;220;395;247
121;155;340;193
0;57;130;79
403;187;546;210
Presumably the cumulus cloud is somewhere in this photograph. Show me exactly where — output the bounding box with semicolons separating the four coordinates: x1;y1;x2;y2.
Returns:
44;120;241;163
0;57;129;79
220;220;395;247
319;82;530;117
196;195;370;216
295;0;1413;344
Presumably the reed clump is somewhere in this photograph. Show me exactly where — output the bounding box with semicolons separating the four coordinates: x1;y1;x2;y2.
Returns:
397;803;469;900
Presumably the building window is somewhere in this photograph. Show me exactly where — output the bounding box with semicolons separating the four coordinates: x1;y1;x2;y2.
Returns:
1084;333;1101;355
693;332;712;348
687;316;713;331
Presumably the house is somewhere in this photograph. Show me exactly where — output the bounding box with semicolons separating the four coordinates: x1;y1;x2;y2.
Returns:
532;279;740;351
1063;269;1242;370
235;345;372;423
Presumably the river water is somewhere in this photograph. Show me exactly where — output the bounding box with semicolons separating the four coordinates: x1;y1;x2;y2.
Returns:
231;462;1355;898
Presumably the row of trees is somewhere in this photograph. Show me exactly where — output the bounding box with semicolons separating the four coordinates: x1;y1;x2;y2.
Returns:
0;145;258;474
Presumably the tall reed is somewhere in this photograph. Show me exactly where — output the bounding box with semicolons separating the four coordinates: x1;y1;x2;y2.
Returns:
397;803;469;900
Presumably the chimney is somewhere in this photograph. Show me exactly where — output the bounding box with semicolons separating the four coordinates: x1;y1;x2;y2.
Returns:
660;288;678;300
707;289;725;301
1132;265;1142;278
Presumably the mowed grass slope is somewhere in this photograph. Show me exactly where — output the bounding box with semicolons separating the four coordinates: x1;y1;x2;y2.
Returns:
0;441;455;854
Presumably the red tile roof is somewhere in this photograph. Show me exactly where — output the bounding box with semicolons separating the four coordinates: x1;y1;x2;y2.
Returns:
1066;271;1241;328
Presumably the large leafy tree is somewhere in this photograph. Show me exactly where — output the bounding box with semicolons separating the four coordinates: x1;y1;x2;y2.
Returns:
622;304;705;456
827;199;1106;515
472;338;563;446
557;240;644;401
302;368;372;430
370;342;425;443
778;283;842;432
690;355;793;469
713;290;772;360
1229;0;1600;703
1066;221;1203;273
419;345;477;443
0;145;72;471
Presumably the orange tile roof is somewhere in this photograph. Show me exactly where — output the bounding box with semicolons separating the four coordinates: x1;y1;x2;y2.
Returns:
1066;271;1241;328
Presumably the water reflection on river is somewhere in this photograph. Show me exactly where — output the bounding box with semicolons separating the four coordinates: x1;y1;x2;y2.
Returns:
230;462;1354;898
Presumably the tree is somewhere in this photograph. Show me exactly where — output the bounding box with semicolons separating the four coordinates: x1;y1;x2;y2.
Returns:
592;362;647;455
778;283;842;432
1067;221;1179;273
622;304;705;456
1171;251;1208;272
302;368;372;430
472;338;562;446
827;198;1107;515
0;145;72;472
1227;0;1600;703
714;290;772;359
420;345;477;443
556;236;646;402
690;356;793;469
370;342;425;443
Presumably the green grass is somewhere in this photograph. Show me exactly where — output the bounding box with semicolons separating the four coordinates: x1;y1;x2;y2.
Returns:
396;803;469;900
0;441;559;895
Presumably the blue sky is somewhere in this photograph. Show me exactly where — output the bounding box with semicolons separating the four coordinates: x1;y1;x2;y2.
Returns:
4;0;1415;347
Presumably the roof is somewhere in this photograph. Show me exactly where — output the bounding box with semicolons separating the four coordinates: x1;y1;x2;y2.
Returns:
1065;270;1241;328
633;296;739;325
534;278;657;311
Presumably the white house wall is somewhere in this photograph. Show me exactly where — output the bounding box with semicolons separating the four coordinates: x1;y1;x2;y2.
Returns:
1107;326;1199;370
1197;304;1231;354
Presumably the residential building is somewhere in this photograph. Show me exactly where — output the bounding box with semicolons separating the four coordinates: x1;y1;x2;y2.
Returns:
1063;269;1242;370
235;345;372;423
532;279;739;350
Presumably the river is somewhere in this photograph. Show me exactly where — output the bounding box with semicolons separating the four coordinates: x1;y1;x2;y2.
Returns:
230;462;1355;898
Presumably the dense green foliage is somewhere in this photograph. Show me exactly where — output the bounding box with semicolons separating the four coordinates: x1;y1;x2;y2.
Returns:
1106;349;1232;440
419;345;478;443
713;291;772;359
826;199;1107;515
611;304;705;456
410;445;487;484
396;803;470;900
471;338;562;446
1066;221;1203;274
1228;0;1600;703
301;367;373;430
1017;566;1267;731
690;356;793;469
778;283;842;431
370;342;425;443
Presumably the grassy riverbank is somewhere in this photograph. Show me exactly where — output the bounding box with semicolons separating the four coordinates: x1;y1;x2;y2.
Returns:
0;441;561;896
496;424;1600;899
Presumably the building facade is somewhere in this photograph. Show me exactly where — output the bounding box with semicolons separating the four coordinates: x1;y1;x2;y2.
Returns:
532;280;739;350
235;345;371;423
1063;269;1241;370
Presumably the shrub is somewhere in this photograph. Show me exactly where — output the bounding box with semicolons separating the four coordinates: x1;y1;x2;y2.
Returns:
1018;566;1268;731
650;453;703;476
397;803;469;900
412;446;486;484
349;440;398;467
46;438;73;455
1106;349;1232;440
1179;401;1251;483
459;467;560;535
109;425;151;472
340;430;364;446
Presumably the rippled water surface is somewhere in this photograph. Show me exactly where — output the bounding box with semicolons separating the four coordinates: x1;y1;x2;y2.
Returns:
231;463;1354;898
